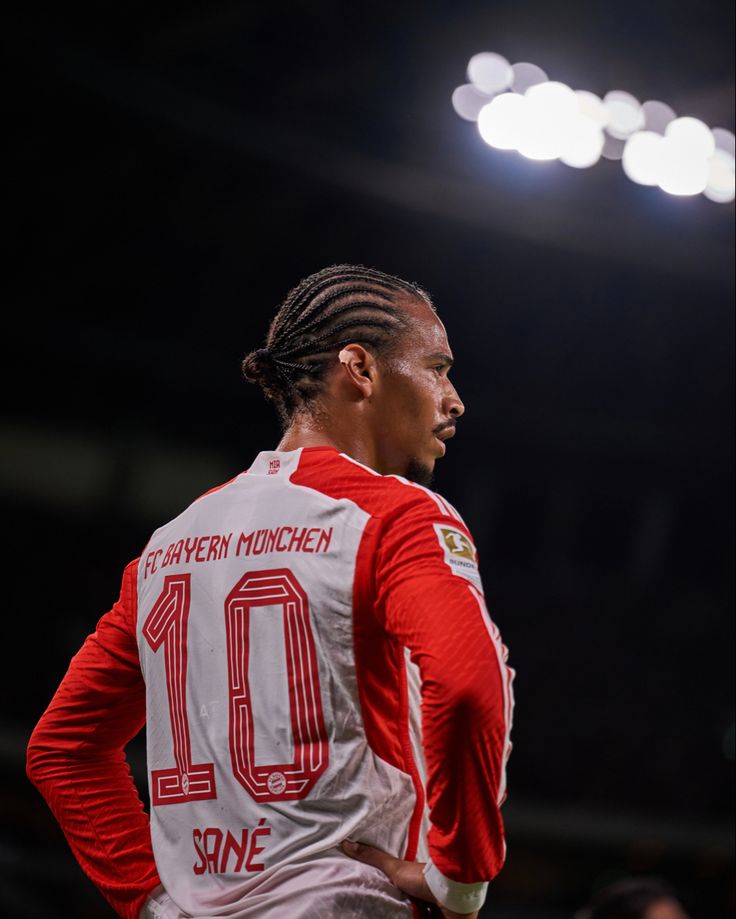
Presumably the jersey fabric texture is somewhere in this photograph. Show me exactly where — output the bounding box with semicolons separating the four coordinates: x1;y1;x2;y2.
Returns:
27;447;514;919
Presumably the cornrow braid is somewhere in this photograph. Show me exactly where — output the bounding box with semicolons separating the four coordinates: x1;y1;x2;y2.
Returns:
242;264;433;428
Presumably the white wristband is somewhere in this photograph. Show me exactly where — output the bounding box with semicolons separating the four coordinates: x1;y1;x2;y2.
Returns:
423;860;489;914
139;884;174;919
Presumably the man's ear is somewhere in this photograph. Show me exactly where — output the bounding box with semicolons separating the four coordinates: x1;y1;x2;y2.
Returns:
336;344;376;398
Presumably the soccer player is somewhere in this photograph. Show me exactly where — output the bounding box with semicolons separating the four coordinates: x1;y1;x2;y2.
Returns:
27;264;514;919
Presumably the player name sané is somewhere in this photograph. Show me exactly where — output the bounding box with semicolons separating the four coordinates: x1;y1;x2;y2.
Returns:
192;820;271;875
143;525;334;578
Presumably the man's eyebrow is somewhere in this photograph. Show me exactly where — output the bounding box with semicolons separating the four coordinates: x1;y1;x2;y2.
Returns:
426;351;454;367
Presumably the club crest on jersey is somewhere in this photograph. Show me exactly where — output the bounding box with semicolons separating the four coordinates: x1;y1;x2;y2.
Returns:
434;524;483;591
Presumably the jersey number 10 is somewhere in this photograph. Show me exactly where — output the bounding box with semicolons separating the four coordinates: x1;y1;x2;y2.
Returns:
142;568;329;806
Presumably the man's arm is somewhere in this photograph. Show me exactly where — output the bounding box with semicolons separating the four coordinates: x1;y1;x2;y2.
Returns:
26;559;161;919
370;501;514;914
341;838;480;919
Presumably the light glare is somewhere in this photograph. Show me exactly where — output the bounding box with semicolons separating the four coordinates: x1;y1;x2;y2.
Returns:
622;131;664;186
657;136;709;196
560;115;604;168
703;149;736;203
477;93;527;150
518;81;578;161
642;99;676;134
454;49;733;203
452;83;493;122
603;90;645;139
712;128;736;156
467;52;513;94
601;134;626;161
575;90;609;129
510;62;548;94
665;117;716;159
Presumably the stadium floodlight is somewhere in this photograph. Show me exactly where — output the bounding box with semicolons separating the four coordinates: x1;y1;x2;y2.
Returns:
477;93;528;150
622;131;665;186
517;81;579;161
452;83;494;122
713;127;736;156
657;135;710;196
560;113;605;169
454;50;735;202
704;148;736;202
575;91;609;129
665;117;715;159
603;90;645;139
510;62;548;94
467;52;514;95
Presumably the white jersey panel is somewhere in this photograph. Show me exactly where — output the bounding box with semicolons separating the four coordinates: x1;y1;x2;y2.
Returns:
136;449;416;917
404;647;431;864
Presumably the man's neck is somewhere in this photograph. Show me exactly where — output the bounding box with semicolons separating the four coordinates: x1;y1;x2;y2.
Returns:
276;415;377;472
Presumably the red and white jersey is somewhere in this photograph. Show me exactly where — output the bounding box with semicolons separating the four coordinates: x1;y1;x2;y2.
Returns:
27;446;513;919
138;446;513;917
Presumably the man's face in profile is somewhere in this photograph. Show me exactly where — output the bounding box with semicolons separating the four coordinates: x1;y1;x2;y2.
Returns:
370;297;464;487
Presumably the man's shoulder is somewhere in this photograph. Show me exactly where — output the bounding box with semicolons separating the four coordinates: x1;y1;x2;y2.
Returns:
293;448;464;524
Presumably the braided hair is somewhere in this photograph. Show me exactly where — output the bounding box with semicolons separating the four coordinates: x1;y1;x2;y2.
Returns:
242;264;433;427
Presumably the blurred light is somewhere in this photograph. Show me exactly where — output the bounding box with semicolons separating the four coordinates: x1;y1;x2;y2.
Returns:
477;93;527;150
665;116;715;159
517;81;578;161
703;148;736;203
622;131;664;186
575;90;609;129
455;50;733;203
603;90;645;139
560;115;604;168
467;52;513;95
452;83;493;122
712;127;736;156
601;134;626;160
510;61;548;94
657;136;709;196
642;99;676;134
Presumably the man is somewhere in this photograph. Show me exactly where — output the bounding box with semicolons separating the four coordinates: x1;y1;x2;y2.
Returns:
27;264;514;918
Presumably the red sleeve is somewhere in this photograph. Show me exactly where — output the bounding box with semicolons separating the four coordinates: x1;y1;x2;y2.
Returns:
26;559;161;919
375;501;513;884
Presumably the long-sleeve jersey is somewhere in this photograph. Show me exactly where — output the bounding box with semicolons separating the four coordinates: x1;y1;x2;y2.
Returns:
27;446;514;919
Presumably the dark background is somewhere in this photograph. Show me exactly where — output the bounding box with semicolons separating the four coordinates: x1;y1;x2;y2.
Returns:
4;2;734;917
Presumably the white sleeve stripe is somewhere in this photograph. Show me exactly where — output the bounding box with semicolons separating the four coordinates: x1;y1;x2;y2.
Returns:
388;475;463;523
339;453;382;476
468;582;515;806
339;454;464;526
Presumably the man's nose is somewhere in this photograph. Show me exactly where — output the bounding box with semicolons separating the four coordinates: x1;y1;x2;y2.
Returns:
445;382;465;419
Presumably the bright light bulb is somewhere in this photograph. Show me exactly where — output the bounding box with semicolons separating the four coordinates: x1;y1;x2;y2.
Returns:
657;136;709;196
703;149;735;203
452;84;494;122
665;117;715;159
477;93;527;150
560;115;604;168
517;81;578;161
603;90;645;139
622;131;664;186
467;52;513;95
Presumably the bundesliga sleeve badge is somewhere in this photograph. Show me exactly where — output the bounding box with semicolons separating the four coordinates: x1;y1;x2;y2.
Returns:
433;524;484;593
